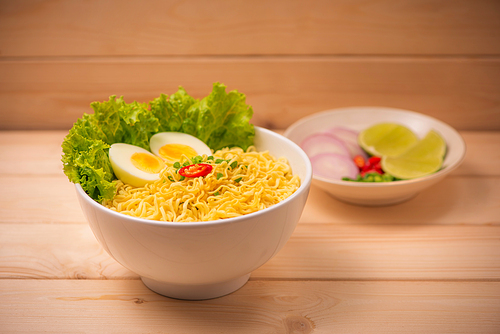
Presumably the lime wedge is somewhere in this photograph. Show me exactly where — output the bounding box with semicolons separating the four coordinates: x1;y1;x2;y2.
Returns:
358;123;419;157
381;130;446;179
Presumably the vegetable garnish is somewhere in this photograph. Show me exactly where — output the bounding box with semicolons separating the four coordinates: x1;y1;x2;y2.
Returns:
172;153;243;180
343;172;395;183
342;155;396;182
310;153;358;180
360;156;383;177
178;163;213;178
353;155;365;169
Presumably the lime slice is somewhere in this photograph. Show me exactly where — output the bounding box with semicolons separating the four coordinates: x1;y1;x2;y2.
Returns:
381;130;446;179
358;123;419;157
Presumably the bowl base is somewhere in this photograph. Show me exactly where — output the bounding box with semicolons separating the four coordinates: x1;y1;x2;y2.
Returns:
141;273;251;300
333;192;418;206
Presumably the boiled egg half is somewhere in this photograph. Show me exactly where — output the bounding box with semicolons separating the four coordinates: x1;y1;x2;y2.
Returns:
109;143;166;187
150;132;212;164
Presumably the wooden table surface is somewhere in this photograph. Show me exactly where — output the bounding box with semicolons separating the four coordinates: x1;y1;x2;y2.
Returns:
1;129;499;333
1;0;499;332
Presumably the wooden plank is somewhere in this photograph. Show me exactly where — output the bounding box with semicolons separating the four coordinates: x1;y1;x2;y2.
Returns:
1;0;499;56
1;58;500;131
261;223;500;280
2;223;499;280
0;280;499;333
0;176;85;224
1;174;498;225
0;223;134;280
0;131;64;175
458;132;500;177
300;176;500;225
1;131;499;177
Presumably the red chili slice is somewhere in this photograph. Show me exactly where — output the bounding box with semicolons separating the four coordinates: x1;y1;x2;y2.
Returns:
361;168;383;177
353;155;365;169
368;156;381;165
178;163;213;178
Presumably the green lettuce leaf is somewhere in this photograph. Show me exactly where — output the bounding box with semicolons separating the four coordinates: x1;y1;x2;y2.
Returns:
118;101;160;150
150;88;198;133
61;119;115;202
88;95;122;144
196;83;254;151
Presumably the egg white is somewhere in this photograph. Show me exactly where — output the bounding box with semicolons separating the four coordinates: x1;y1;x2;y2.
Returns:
109;143;165;187
149;132;212;164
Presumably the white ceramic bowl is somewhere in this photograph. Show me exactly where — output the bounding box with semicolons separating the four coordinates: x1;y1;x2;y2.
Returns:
284;107;466;206
75;126;312;300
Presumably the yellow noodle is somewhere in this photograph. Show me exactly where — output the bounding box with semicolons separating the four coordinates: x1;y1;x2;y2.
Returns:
102;146;300;222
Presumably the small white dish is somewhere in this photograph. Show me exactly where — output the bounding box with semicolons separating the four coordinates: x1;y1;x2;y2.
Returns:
284;107;466;206
75;126;312;300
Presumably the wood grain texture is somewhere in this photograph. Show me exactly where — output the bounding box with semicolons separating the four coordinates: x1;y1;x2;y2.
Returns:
0;224;134;280
0;176;85;224
1;280;499;333
2;223;500;280
1;0;499;57
0;131;64;175
1;58;500;131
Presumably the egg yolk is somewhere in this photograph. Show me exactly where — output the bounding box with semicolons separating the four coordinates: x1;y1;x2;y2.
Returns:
130;152;166;174
158;144;198;162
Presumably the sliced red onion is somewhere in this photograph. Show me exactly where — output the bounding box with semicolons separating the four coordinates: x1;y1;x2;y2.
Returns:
310;153;359;180
300;133;350;158
325;126;368;159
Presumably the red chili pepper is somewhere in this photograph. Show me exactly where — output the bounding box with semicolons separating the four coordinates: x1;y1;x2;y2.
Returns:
361;165;371;173
361;168;383;177
356;155;385;177
368;156;381;165
178;163;213;178
373;162;383;172
353;155;365;169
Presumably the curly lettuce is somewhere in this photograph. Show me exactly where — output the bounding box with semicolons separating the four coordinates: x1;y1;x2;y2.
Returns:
61;83;255;202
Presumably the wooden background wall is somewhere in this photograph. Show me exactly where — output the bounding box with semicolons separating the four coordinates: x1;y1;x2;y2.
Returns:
1;0;499;131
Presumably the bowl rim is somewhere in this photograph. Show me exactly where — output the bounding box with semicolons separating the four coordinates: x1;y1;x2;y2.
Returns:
283;106;467;188
75;126;313;228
